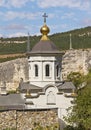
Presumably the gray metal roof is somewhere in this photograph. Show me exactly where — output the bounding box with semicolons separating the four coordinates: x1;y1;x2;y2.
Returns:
31;40;58;52
27;40;62;55
19;82;42;91
0;94;25;109
57;82;75;90
19;81;75;93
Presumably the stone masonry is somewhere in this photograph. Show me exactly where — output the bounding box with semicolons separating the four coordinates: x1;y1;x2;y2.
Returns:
0;109;58;130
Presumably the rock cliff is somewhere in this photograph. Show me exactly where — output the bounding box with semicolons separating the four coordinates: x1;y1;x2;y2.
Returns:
62;49;91;79
0;58;29;91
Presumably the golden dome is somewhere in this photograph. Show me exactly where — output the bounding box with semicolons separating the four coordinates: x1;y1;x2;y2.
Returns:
40;13;50;40
40;24;50;35
40;24;50;41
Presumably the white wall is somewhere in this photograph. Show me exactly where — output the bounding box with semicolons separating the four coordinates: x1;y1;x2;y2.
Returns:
25;86;73;119
28;56;62;87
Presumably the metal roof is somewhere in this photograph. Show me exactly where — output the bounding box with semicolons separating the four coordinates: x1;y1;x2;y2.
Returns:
0;94;25;109
57;82;76;90
19;82;42;89
31;40;58;52
26;40;62;56
19;82;42;92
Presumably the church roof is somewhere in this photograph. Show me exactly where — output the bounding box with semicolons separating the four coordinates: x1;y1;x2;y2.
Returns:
57;82;75;90
27;14;62;55
0;94;25;110
19;82;42;93
19;81;75;93
31;40;59;54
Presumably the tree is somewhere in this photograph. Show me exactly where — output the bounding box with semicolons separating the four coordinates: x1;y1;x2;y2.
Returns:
65;71;91;130
67;72;85;89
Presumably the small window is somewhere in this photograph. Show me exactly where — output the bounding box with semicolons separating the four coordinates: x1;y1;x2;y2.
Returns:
45;64;50;77
35;64;38;77
56;65;59;77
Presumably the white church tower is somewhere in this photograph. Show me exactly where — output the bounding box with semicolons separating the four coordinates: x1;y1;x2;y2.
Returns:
27;13;63;87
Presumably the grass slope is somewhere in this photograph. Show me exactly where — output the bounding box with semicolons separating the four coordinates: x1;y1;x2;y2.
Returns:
0;26;91;55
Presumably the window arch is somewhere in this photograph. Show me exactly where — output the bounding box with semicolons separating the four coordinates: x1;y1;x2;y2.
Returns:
45;64;50;77
35;64;38;77
56;65;59;77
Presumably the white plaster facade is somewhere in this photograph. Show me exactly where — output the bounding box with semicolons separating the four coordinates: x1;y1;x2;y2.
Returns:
26;51;74;125
28;56;62;87
25;85;74;122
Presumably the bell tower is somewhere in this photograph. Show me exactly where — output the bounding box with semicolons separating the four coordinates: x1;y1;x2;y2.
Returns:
27;13;63;87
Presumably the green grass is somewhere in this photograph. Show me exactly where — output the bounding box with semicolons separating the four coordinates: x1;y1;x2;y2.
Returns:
0;55;25;63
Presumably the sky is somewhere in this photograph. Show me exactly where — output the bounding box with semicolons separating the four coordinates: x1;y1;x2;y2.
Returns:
0;0;91;37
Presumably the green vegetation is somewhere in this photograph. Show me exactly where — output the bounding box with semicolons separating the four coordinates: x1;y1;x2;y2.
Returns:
0;42;27;54
0;55;25;63
0;35;40;54
3;128;16;130
33;122;59;130
65;70;91;130
64;125;85;130
0;26;91;55
7;90;17;94
67;72;85;89
50;26;91;50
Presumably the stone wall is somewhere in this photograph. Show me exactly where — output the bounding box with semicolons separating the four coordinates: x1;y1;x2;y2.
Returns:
0;49;91;90
0;110;16;129
0;109;58;130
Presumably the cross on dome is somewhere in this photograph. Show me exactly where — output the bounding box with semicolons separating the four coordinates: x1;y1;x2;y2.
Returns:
42;13;48;24
40;13;50;40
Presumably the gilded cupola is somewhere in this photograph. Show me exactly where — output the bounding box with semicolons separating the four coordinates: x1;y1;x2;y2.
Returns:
40;13;50;41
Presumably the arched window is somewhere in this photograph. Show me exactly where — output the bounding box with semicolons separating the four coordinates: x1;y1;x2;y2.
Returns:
56;65;59;77
35;64;38;77
45;64;50;77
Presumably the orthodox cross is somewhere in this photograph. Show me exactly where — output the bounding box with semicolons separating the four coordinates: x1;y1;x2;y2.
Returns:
42;13;48;23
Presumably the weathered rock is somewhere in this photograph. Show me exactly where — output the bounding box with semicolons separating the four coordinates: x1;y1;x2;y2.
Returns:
62;49;91;79
0;58;29;91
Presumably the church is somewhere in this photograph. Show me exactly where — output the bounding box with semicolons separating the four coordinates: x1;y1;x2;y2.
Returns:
18;13;76;117
0;13;76;128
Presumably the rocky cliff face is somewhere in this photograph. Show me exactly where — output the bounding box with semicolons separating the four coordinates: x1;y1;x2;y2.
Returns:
0;58;29;91
62;49;91;79
0;49;91;91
